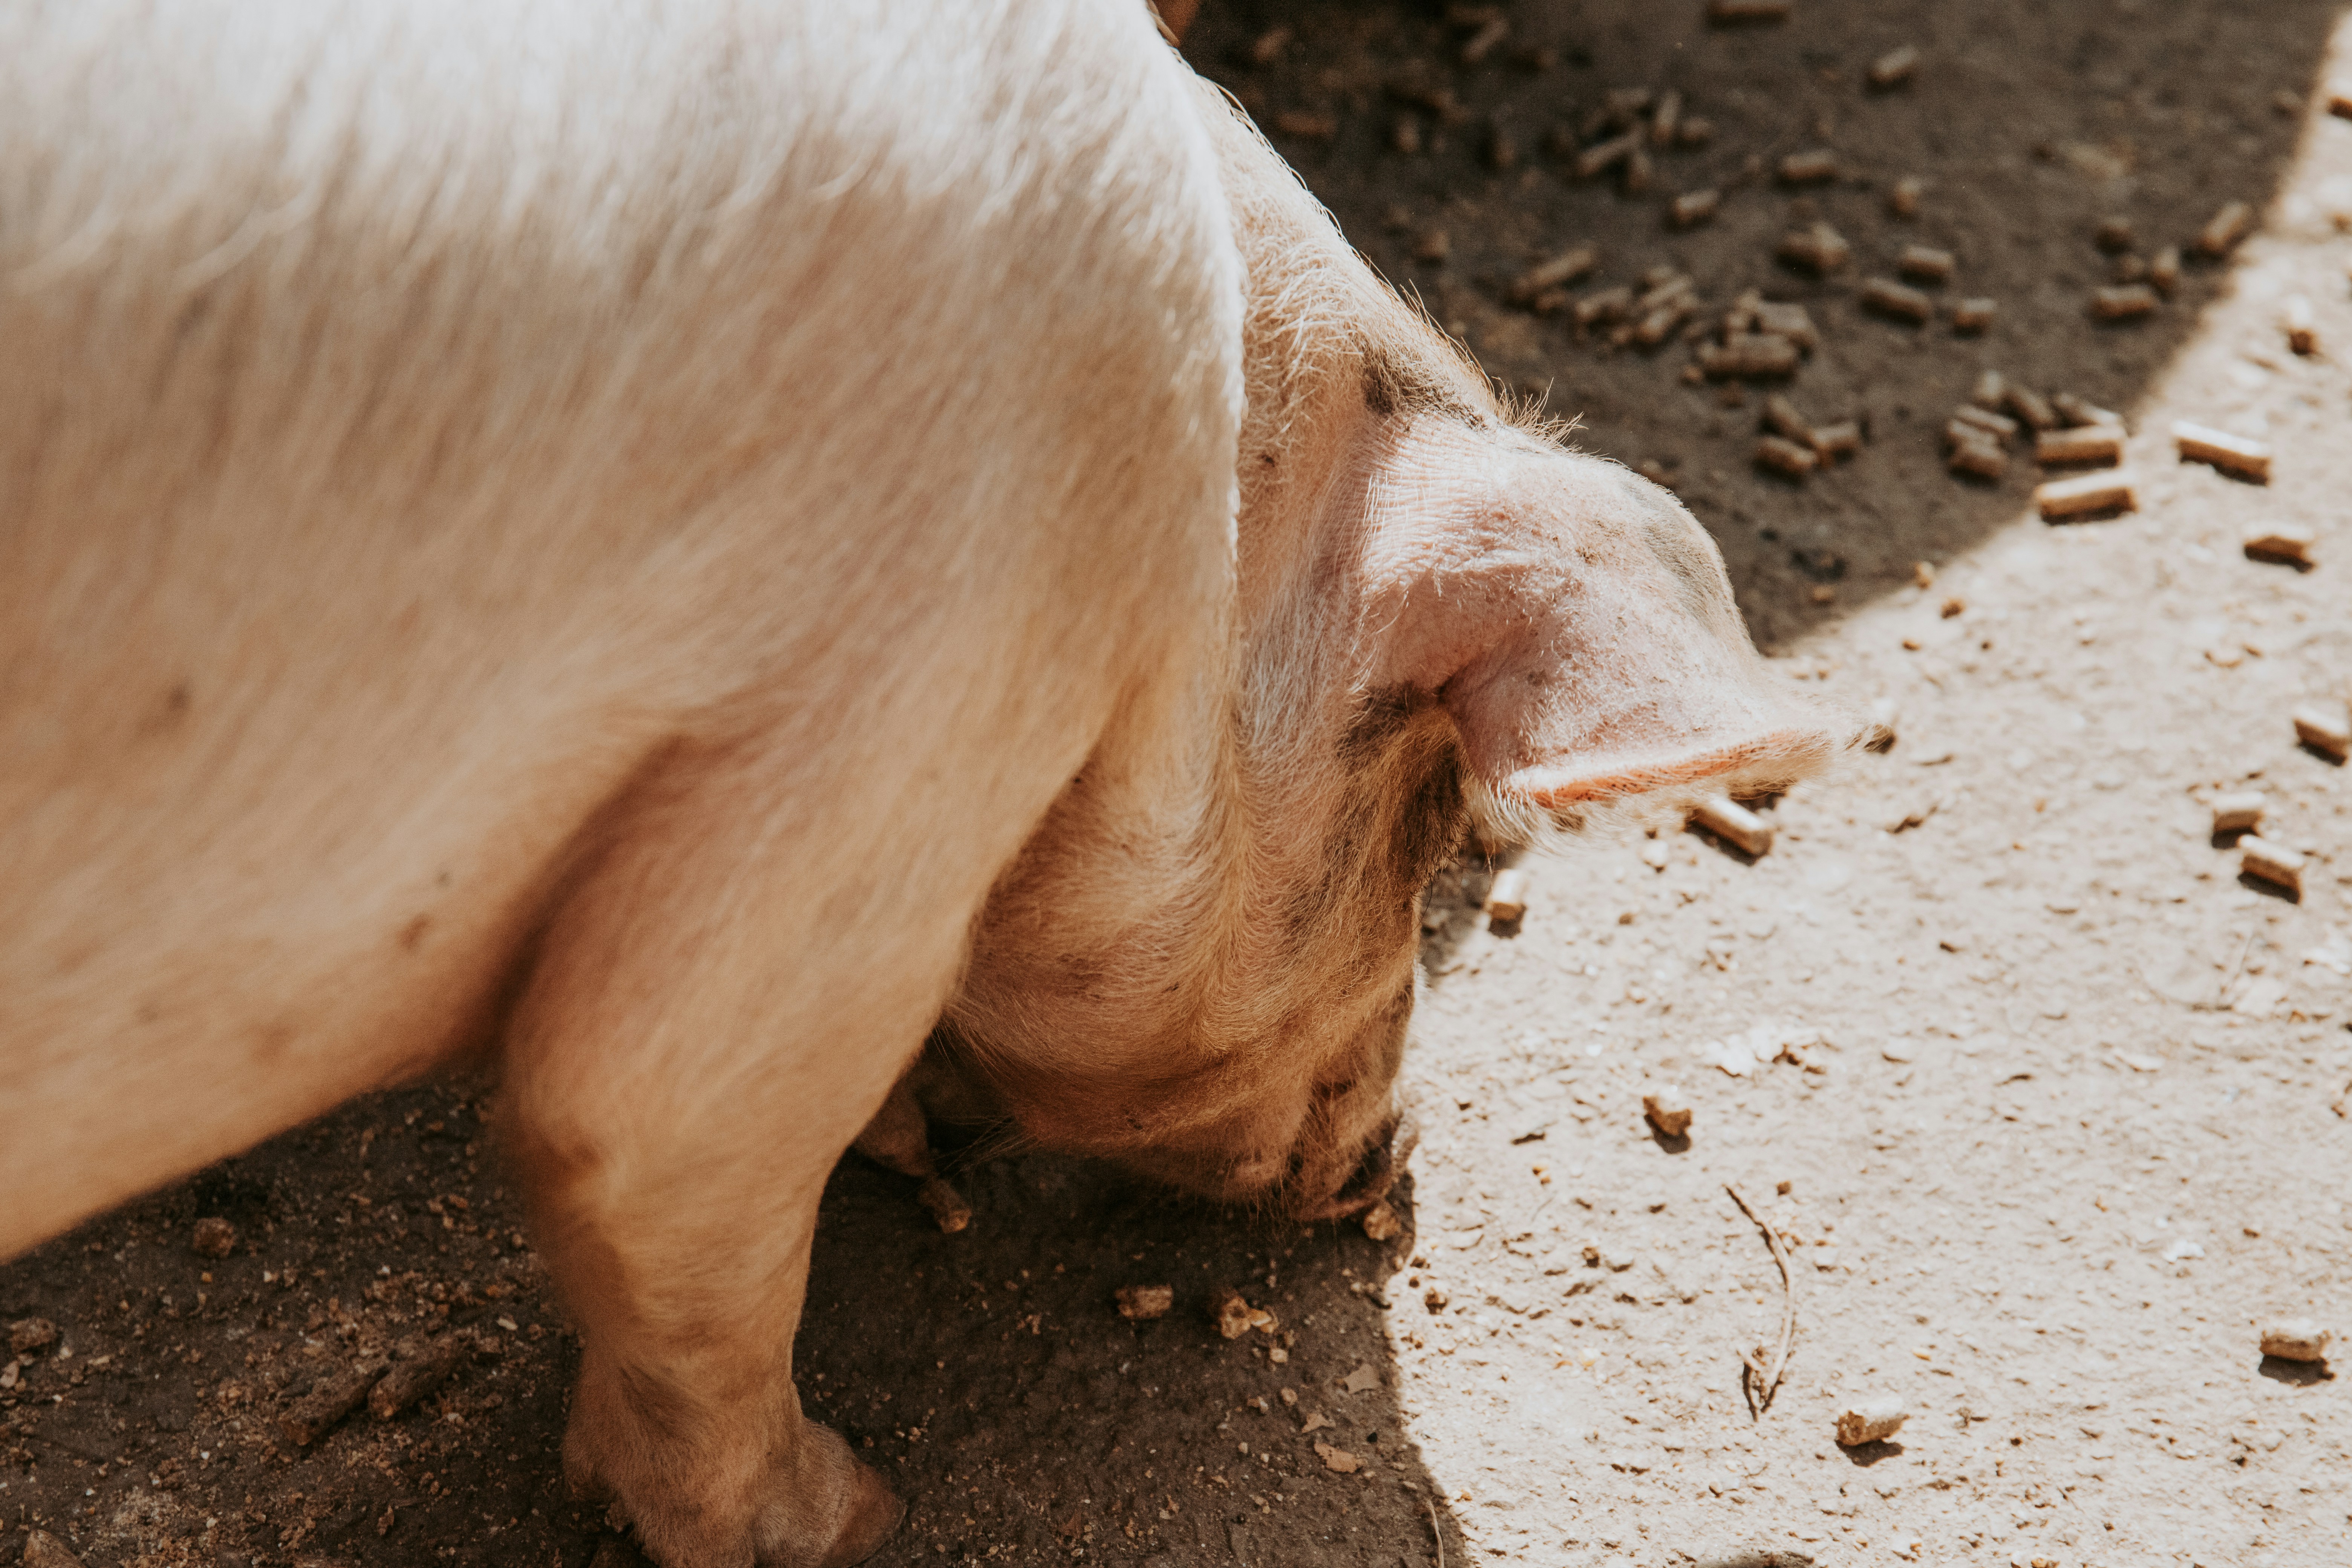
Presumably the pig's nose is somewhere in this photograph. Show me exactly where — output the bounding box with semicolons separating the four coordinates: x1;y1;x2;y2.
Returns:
1301;1108;1420;1219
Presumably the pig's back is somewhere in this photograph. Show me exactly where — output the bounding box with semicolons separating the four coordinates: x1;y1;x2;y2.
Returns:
0;0;1240;1249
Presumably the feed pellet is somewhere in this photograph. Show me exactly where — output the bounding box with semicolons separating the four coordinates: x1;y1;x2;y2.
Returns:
1860;276;1934;322
1776;222;1849;273
1888;175;1924;217
1755;435;1816;476
1897;244;1953;282
2293;703;2352;759
2172;421;2272;481
2243;522;2317;565
1671;188;1721;227
2092;285;2159;319
2036;427;2123;466
2197;200;2253;257
2210;791;2266;834
1835;1396;1908;1447
2259;1319;2332;1362
1485;867;1530;923
1778;149;1837;184
2238;834;2305;894
1689;796;1773;855
1868;44;1919;88
2034;469;2139;518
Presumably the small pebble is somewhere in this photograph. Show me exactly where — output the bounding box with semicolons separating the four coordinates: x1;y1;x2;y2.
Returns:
2092;284;2159;319
1835;1395;1908;1446
2259;1318;2332;1362
1641;1085;1693;1137
2196;200;2254;257
1868;44;1920;88
2211;791;2266;834
2239;833;2305;894
2292;703;2351;759
1358;1199;1403;1242
1116;1285;1175;1321
2172;420;2272;481
1689;796;1772;856
2034;469;2138;518
2243;521;2316;565
1208;1285;1275;1339
191;1216;238;1258
21;1531;84;1568
8;1318;58;1356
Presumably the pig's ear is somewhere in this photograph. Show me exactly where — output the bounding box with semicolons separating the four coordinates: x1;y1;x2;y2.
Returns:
1435;466;1842;812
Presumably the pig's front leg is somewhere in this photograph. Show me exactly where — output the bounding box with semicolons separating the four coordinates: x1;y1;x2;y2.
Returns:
501;750;964;1568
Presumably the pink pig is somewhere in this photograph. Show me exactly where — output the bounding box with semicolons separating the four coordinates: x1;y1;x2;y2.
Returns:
0;3;1835;1565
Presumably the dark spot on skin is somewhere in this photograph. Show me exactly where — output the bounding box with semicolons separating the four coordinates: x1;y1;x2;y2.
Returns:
1360;341;1484;425
1288;686;1470;950
139;681;193;736
399;914;432;952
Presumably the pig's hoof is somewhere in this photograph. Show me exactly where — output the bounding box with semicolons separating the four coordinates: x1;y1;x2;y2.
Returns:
914;1176;972;1233
567;1401;900;1568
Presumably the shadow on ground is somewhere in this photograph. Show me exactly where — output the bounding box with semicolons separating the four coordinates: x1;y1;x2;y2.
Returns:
1182;0;2345;649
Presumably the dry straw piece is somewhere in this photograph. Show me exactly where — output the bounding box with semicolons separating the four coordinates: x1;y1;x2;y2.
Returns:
2034;469;2139;519
2172;421;2272;481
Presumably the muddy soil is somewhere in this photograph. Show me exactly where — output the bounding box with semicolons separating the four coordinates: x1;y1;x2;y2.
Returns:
5;3;2349;1566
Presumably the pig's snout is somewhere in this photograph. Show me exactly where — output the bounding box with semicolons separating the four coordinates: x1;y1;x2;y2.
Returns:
1295;1106;1420;1221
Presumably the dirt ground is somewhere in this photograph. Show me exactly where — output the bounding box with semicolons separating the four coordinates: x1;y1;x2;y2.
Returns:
5;2;2349;1565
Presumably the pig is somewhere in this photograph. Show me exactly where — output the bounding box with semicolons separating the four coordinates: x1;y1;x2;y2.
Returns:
0;5;1836;1568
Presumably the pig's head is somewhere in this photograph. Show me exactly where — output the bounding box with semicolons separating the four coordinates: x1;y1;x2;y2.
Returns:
917;78;1839;1219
